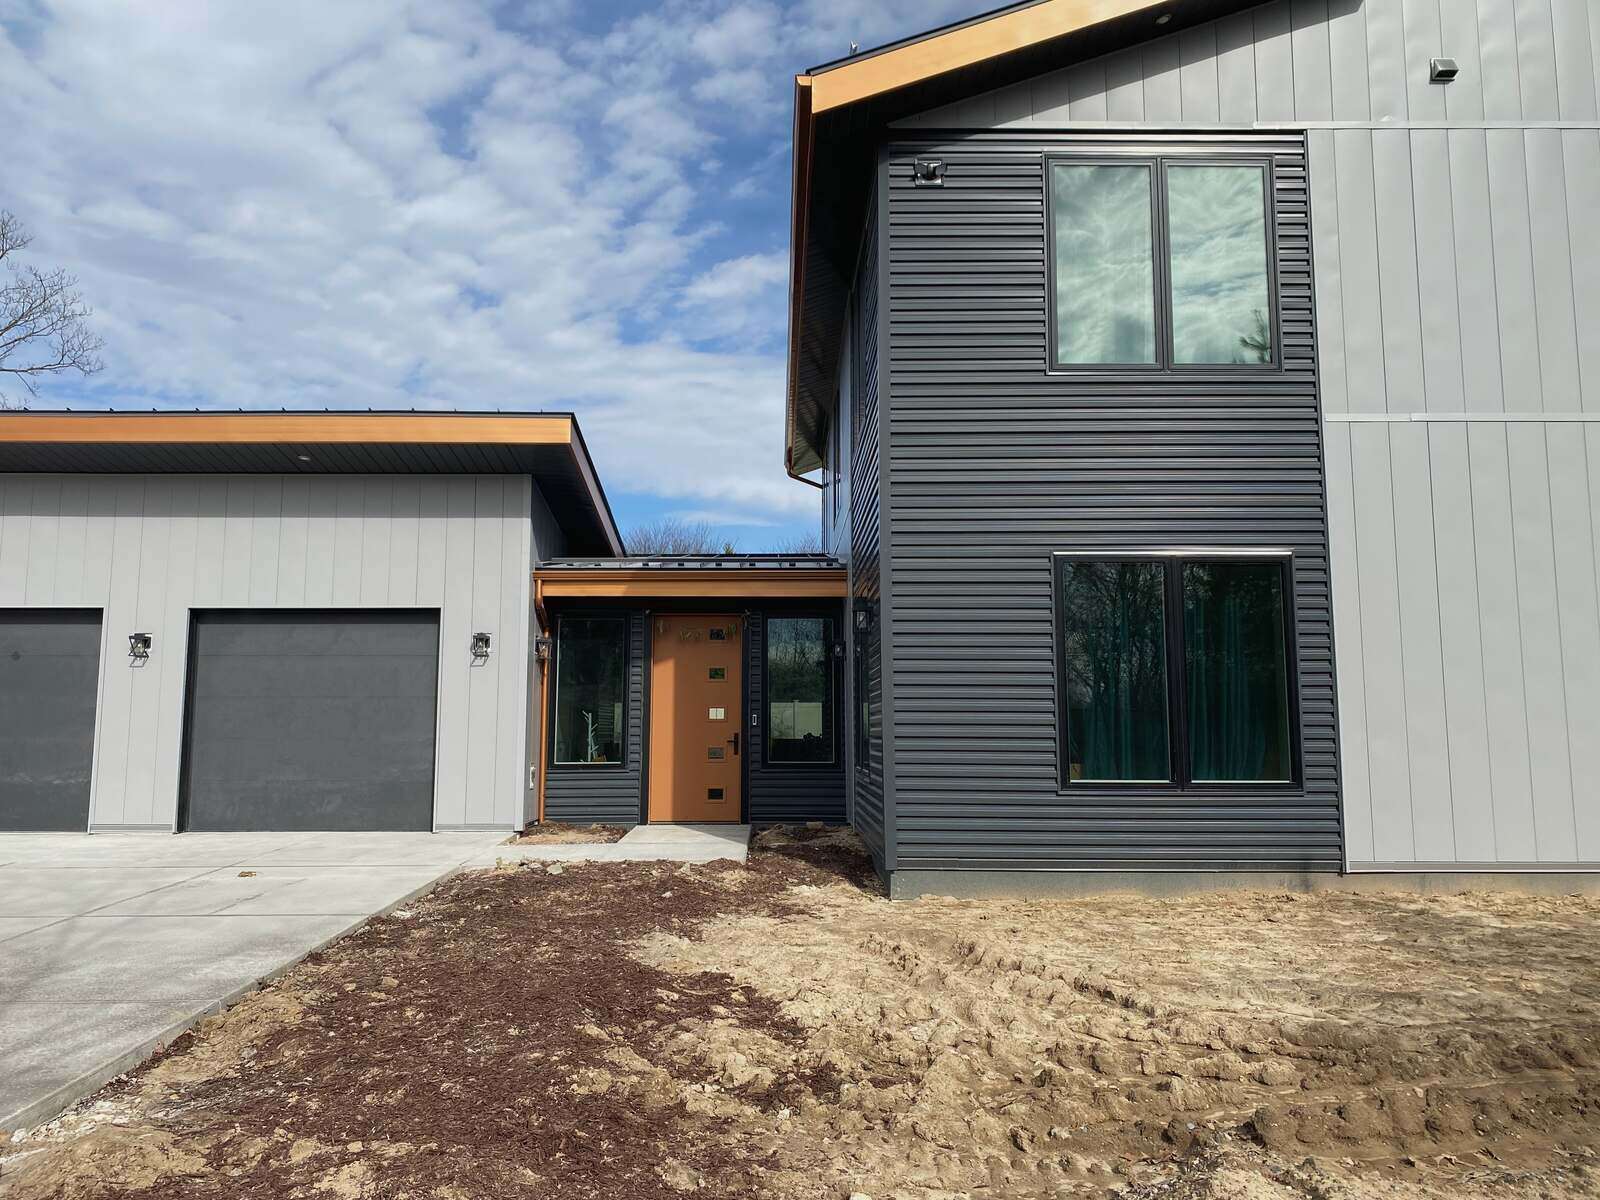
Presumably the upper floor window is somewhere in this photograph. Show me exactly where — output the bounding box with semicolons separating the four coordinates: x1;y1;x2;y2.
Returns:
1048;156;1274;369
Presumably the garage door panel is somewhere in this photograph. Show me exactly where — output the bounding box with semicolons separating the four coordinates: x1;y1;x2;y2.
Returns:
0;610;101;832
181;612;439;832
191;656;437;702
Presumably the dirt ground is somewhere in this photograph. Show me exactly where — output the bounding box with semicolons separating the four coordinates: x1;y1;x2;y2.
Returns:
504;821;628;845
3;828;1598;1200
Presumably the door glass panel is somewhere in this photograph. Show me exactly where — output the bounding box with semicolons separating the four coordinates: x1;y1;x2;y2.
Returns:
1058;560;1170;781
1182;561;1292;781
766;617;834;764
552;617;626;765
1167;164;1273;364
1050;162;1156;365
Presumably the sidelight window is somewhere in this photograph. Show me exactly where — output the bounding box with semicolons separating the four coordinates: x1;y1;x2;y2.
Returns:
1048;156;1275;369
552;616;626;765
1056;554;1295;787
766;617;834;764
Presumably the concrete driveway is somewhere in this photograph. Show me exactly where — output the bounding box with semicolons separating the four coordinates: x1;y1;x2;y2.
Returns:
0;831;507;1134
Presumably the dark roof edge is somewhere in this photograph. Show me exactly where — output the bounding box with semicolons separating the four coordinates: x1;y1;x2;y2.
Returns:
807;0;1051;74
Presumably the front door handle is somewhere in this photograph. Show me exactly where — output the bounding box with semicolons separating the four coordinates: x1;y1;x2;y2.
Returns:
728;732;740;756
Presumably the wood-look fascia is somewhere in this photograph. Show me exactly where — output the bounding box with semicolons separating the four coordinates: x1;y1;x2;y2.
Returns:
0;412;575;445
536;568;848;600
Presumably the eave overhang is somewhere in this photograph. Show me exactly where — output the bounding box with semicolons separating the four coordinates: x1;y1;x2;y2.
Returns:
784;0;1260;477
0;409;625;557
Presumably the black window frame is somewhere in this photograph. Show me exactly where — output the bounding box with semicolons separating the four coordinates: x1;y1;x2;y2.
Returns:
1052;550;1301;793
1044;150;1282;375
548;612;629;770
763;613;838;769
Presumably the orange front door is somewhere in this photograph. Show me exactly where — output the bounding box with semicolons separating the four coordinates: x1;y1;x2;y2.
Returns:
647;615;743;823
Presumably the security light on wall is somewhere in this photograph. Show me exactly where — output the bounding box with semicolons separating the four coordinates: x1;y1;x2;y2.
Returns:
471;632;492;659
1429;57;1459;83
128;632;152;661
912;158;945;187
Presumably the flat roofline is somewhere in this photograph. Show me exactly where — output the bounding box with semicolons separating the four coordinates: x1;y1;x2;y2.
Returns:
535;564;847;601
0;409;625;556
0;410;575;445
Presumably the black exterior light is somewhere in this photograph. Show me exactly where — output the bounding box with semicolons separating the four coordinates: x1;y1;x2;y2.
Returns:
471;631;492;660
128;632;152;661
1430;57;1459;82
912;158;945;187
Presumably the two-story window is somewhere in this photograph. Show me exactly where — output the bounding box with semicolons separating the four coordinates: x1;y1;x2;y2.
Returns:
1047;156;1275;368
1055;553;1296;788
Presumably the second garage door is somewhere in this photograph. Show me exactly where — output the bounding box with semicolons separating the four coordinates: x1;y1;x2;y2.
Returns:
180;611;440;832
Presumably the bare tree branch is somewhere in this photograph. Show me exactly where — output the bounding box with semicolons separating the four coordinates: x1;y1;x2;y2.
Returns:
625;517;736;556
0;210;105;408
772;531;824;554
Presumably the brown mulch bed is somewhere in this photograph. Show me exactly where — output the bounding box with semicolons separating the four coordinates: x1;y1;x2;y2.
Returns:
504;821;630;845
2;827;877;1200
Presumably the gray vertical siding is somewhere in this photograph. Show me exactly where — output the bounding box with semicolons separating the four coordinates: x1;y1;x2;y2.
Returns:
878;132;1338;871
849;196;890;867
0;473;534;831
746;611;847;824
542;610;647;827
887;0;1600;870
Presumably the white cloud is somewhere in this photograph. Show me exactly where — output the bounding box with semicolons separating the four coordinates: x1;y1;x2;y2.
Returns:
0;0;977;526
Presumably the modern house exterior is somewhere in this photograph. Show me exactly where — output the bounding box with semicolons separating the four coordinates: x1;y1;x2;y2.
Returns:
791;0;1600;893
3;0;1597;899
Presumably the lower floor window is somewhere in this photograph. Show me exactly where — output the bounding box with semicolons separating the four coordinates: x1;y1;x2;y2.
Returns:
552;616;626;765
1056;554;1294;786
766;616;835;764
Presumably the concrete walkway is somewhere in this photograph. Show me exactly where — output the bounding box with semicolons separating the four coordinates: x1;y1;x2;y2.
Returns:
0;831;504;1135
485;823;751;865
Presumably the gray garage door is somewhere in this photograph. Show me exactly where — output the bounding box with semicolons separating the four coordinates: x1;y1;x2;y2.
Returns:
0;610;103;831
180;611;440;831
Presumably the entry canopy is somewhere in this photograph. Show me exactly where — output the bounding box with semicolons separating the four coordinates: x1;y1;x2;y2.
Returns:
536;554;847;603
0;409;622;556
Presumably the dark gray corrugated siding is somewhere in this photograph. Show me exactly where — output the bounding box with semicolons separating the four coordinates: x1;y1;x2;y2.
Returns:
850;196;889;867
542;611;646;827
880;131;1341;872
747;613;847;824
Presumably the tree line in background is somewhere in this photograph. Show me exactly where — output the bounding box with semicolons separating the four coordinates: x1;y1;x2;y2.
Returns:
624;516;822;557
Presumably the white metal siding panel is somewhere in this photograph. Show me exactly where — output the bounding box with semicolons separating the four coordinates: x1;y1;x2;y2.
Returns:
0;473;532;831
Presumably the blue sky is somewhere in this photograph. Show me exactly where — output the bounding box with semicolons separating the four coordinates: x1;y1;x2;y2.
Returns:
0;0;977;550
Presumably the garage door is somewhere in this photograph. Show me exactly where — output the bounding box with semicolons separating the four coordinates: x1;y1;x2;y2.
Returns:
0;610;102;831
180;611;439;831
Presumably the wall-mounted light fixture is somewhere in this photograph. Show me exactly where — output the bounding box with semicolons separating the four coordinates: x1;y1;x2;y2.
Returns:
912;158;945;187
471;631;492;660
128;632;152;661
1429;57;1459;83
854;606;872;633
535;634;553;662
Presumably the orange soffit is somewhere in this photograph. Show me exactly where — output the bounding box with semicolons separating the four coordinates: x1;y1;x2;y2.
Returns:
0;412;574;446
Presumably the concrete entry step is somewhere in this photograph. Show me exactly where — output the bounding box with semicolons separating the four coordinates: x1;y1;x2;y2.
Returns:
484;823;750;867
